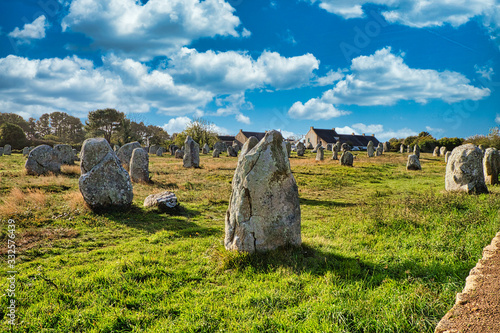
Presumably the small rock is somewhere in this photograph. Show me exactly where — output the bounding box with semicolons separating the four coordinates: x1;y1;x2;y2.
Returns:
144;191;178;212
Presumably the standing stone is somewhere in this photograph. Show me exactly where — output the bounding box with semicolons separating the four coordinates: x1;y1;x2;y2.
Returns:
376;143;383;156
54;144;75;165
400;144;405;153
440;147;447;156
79;138;133;210
175;150;184;159
332;142;341;160
445;144;488;194
225;130;301;253
413;144;420;158
383;141;391;152
149;145;159;154
312;143;322;153
445;151;451;163
367;141;375;157
296;142;305;157
156;147;166;156
285;141;291;158
23;147;29;156
130;148;149;183
484;148;500;185
341;143;350;152
227;146;237;157
407;145;411;153
340;151;354;166
169;144;179;155
4;144;11;155
25;145;61;175
232;141;241;153
241;137;259;157
326;143;333;151
306;142;313;149
202;143;210;154
315;147;324;161
0;147;3;156
433;147;440;157
406;155;421;171
214;141;226;153
212;149;220;158
117;142;141;171
183;136;200;168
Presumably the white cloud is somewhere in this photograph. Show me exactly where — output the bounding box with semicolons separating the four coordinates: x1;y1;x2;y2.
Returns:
61;0;243;60
352;123;384;134
425;126;445;133
475;64;495;80
9;16;48;42
321;47;490;106
288;98;351;120
162;116;191;134
236;114;251;124
334;126;357;134
496;114;500;124
169;48;319;94
315;69;345;86
278;129;297;139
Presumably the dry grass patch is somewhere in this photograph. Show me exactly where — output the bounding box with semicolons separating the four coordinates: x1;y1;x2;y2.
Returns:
61;164;81;175
0;227;80;255
63;190;91;213
0;187;47;217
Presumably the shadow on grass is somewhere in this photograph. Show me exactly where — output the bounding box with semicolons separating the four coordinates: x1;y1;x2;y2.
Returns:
299;198;356;208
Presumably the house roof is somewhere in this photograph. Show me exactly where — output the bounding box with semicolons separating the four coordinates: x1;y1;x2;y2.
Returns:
241;131;266;141
217;135;235;142
313;128;380;146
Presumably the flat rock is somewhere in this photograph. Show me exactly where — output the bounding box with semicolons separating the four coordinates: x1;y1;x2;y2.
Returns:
144;191;178;212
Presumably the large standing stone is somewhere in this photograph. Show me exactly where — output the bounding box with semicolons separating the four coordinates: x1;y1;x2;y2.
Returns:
306;142;313;149
315;146;324;161
4;144;11;155
383;141;391;152
130;148;149;183
445;151;451;163
340;151;353;166
484;148;500;185
400;144;405;153
169;144;179;155
23;147;29;156
183;136;200;168
445;144;488;194
212;149;220;158
312;143;322;153
332;142;341;160
406;155;421;171
117;142;141;171
25;145;61;175
433;147;440;157
440;147;447;156
341;143;350;152
227;146;237;157
232;141;241;153
156;147;166;156
144;191;178;212
413;144;420;158
149;145;159;154
202;143;210;154
367;141;375;157
214;141;226;153
376;143;383;156
54;144;75;165
225;130;301;253
296;142;305;156
79;138;133;210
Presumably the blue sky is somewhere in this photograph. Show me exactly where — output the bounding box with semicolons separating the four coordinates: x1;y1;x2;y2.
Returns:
0;0;499;140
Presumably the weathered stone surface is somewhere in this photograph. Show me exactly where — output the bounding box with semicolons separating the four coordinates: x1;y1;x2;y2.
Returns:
175;150;184;159
433;147;440;157
53;144;75;165
241;137;259;157
169;144;179;155
232;140;241;153
367;141;375;157
407;145;411;153
306;142;313;149
212;149;220;158
413;144;420;158
113;145;120;152
0;147;3;156
227;146;237;157
478;144;485;154
144;191;178;212
130;148;149;183
183;136;200;168
341;143;350;152
214;141;226;152
376;143;383;156
312;143;322;153
25;145;61;175
484;148;500;185
79;138;133;210
440;146;447;156
326;143;333;151
296;142;305;156
400;144;405;153
445;144;488;194
383;141;390;152
332;142;341;160
23;147;29;156
286;141;291;158
117;142;141;171
149;145;159;154
202;143;210;154
340;151;353;166
156;147;166;156
406;154;421;171
4;144;11;155
315;146;324;161
445;151;451;163
225;130;301;253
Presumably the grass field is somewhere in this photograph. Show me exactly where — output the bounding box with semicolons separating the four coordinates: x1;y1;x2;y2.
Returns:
1;150;499;332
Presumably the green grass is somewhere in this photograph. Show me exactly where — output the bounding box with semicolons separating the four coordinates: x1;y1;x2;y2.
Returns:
0;151;499;332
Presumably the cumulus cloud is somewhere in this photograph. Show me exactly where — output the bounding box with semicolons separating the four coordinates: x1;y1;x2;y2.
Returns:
236;114;251;124
169;48;319;94
425;126;445;133
0;54;212;118
162;116;192;134
9;16;48;42
288;98;351;120
61;0;243;59
315;69;345;86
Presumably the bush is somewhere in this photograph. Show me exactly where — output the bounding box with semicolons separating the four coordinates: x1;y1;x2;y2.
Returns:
0;123;27;149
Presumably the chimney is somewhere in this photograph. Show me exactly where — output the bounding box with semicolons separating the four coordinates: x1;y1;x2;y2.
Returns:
362;133;365;136
371;134;375;136
352;132;355;135
332;128;335;131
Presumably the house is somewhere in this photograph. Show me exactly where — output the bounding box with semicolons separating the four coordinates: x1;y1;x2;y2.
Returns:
235;130;266;147
304;127;380;150
216;135;236;147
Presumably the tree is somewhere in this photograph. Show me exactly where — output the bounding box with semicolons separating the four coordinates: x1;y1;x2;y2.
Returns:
0;123;27;149
27;117;37;140
174;118;219;148
35;114;51;138
0;113;30;133
437;137;464;151
147;125;169;145
85;108;125;143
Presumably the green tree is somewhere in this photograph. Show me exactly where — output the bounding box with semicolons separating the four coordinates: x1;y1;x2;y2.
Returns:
35;114;51;138
147;125;169;145
0;113;30;133
85;108;125;143
0;123;27;149
437;137;464;151
174;118;218;148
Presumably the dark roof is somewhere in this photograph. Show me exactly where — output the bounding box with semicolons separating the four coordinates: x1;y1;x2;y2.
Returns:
314;128;380;147
242;131;266;141
217;135;235;142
